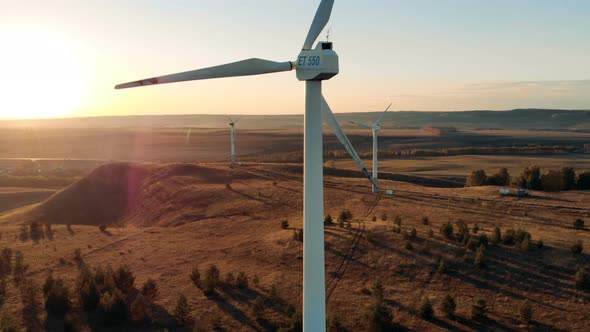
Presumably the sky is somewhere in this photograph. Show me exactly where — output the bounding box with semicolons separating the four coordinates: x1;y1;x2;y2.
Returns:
0;0;589;119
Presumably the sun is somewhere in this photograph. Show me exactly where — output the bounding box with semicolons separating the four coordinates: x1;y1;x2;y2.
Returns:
0;28;88;119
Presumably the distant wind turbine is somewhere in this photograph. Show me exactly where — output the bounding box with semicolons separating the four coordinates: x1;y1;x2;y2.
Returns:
350;103;392;192
226;115;241;165
116;1;354;329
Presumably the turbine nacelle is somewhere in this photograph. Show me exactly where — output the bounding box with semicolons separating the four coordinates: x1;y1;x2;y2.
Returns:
295;42;339;81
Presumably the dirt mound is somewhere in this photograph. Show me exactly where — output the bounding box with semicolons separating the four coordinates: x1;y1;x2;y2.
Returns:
2;162;285;227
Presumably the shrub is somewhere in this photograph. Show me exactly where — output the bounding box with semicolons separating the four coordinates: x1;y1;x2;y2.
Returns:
225;272;235;284
516;165;541;190
455;219;469;243
0;248;13;277
293;229;303;242
561;167;577;190
410;228;417;238
337;209;353;223
281;220;289;229
19;225;29;242
472;223;480;234
13;251;27;281
578;170;590;189
190;265;201;288
466;169;487;187
518;299;533;323
438;259;447;274
44;278;70;317
405;242;413;251
574;219;585;230
114;265;135;294
173;294;191;324
537;239;544;249
324;214;333;225
475;245;487;269
77;268;100;311
380;213;387;221
130;294;148;324
418;296;433;319
29;222;44;242
471;298;488;321
99;224;107;233
503;228;516;245
478;234;489;248
492;227;501;244
466;238;479;251
269;283;279;301
236;272;249;289
365;301;393;332
98;290;128;325
253;274;260;286
439;294;456;318
574;267;590;290
488;167;510;186
440;222;454;240
203;265;220;295
571;240;584;254
422;216;429;225
520;238;532;252
141;278;159;303
251;296;264;319
370;279;384;303
371;216;377;222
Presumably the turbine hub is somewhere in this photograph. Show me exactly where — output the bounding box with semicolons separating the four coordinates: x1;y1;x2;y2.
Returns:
295;42;339;81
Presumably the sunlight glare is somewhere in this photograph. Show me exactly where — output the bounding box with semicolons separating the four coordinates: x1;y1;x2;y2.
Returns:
0;28;88;119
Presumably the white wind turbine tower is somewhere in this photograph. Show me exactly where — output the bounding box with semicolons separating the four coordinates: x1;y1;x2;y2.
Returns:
116;1;353;329
226;115;241;165
350;103;392;193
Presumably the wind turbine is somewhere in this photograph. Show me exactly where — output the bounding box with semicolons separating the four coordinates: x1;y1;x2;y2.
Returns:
115;1;344;329
350;103;392;193
226;115;241;165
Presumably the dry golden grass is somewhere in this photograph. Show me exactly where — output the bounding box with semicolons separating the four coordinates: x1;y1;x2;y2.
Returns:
0;162;588;331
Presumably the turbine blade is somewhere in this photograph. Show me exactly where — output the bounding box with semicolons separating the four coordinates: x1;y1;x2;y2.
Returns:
115;58;292;89
226;114;234;124
302;0;335;50
374;103;392;125
234;116;242;124
322;96;376;187
349;121;372;129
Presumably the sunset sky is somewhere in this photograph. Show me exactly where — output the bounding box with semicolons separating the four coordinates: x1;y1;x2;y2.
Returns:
1;0;589;119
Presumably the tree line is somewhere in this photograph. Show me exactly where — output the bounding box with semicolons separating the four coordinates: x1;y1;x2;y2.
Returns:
466;166;590;191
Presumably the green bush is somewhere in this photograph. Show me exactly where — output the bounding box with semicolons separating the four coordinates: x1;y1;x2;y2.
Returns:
418;297;433;319
236;271;249;289
571;240;584;254
439;294;456;318
518;299;533;323
141;278;159;302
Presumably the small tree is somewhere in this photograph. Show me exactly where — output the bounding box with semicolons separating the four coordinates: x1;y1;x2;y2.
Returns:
324;214;333;225
439;294;456;318
571;240;584;255
29;222;44;242
518;299;533;323
44;278;70;317
173;294;191;324
365;300;393;332
190;265;201;288
561;167;577;190
488;167;510;186
578;170;590;190
225;272;235;284
492;227;501;244
466;169;487;187
471;298;488;321
440;222;454;240
251;296;264;319
98;290;128;325
281;220;289;229
130;294;148;324
141;278;159;303
418;296;433;319
574;219;585;230
114;265;135;294
236;272;249;289
475;245;487;269
371;216;377;222
574;267;590;290
203;265;220;295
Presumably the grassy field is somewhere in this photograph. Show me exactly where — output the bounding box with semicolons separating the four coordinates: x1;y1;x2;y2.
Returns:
0;162;588;331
